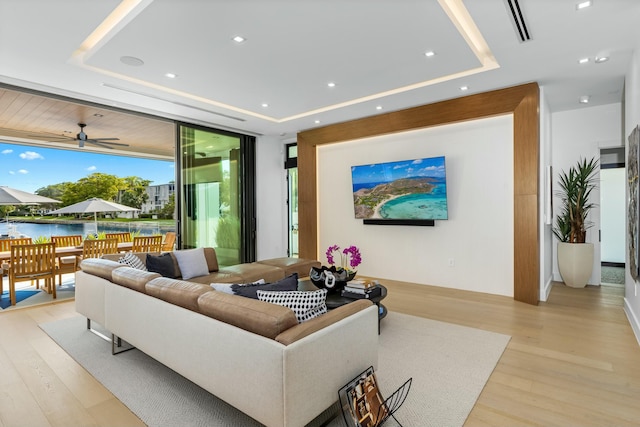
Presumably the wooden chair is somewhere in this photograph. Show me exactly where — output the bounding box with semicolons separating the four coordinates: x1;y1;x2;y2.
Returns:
51;235;83;286
162;232;176;252
105;232;132;243
8;243;57;305
82;238;119;259
1;237;33;294
132;235;163;252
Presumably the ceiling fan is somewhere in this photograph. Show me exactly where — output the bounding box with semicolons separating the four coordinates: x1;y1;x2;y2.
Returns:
73;123;129;149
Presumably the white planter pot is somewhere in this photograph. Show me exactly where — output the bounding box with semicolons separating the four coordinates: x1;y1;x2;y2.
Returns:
557;242;594;288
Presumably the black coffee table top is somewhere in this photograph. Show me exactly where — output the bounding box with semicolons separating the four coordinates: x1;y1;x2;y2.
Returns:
298;279;387;310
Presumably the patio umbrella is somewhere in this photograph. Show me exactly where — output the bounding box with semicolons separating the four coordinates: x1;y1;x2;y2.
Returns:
0;186;61;205
47;197;139;233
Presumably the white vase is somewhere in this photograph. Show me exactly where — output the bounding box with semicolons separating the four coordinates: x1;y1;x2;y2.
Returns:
557;242;594;288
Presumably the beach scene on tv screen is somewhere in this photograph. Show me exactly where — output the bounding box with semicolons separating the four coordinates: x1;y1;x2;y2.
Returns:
351;156;448;220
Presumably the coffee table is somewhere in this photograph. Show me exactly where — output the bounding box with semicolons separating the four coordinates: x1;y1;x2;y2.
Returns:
298;279;387;333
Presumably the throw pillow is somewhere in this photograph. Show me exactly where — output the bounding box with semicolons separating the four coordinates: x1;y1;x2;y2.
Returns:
146;253;178;278
210;279;266;294
117;252;148;271
172;248;209;280
257;288;328;323
231;273;299;299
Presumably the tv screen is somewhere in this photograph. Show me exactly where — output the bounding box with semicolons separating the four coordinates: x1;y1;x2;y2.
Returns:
351;156;448;220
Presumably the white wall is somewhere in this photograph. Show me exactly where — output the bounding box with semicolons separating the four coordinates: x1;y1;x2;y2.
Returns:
255;135;288;260
551;103;623;285
540;87;554;301
317;115;515;297
624;48;640;345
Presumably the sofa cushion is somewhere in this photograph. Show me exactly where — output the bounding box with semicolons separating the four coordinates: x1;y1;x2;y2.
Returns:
172;248;209;280
118;252;148;271
146;253;179;278
230;273;298;299
257;288;328;323
197;291;298;339
203;247;219;272
112;267;161;293
145;277;212;311
187;271;245;285
275;299;373;345
255;257;321;278
79;258;125;280
219;262;285;283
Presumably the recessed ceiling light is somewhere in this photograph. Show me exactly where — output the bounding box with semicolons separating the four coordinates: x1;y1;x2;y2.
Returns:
376;106;383;110
232;35;246;43
576;1;592;10
120;56;144;66
261;103;269;108
327;82;336;88
579;95;590;104
165;72;177;79
315;120;321;124
595;56;609;63
459;86;469;91
93;113;103;118
424;51;435;57
578;58;589;64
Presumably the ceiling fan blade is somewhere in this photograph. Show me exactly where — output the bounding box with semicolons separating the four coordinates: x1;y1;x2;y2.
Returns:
86;139;129;148
90;137;120;141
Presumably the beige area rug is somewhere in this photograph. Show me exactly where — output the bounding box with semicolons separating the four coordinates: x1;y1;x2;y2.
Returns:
40;311;510;427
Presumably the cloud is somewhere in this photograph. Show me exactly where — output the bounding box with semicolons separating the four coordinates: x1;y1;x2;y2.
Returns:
1;149;12;154
8;171;15;175
18;169;29;174
411;159;423;165
86;165;97;171
19;151;44;160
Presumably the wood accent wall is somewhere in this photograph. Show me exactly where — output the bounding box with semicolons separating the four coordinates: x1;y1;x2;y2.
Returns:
297;83;540;305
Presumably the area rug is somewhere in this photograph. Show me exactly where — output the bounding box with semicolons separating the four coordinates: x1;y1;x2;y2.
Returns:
0;289;39;309
40;312;510;427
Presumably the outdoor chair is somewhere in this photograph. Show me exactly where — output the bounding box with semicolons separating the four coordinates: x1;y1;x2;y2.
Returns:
82;238;118;259
8;243;57;305
51;235;83;286
0;237;33;293
105;232;132;243
162;232;176;252
132;235;163;253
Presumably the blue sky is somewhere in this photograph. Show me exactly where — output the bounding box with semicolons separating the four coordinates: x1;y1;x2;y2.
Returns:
0;143;175;193
351;156;446;185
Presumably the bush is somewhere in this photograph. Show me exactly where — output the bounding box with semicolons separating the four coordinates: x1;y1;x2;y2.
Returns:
215;216;240;249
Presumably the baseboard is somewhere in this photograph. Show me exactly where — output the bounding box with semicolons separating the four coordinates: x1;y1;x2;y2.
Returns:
540;276;553;302
624;297;640;347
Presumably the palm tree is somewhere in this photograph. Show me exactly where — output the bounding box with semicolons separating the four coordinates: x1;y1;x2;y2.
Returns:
552;157;599;243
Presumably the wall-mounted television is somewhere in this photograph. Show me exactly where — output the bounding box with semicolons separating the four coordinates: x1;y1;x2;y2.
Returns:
351;156;448;224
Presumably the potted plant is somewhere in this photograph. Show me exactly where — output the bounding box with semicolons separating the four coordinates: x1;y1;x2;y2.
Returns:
552;157;599;288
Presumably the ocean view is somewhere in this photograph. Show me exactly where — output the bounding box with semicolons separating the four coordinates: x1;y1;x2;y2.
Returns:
378;183;448;220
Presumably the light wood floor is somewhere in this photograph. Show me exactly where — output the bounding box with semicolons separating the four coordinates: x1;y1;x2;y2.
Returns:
0;280;639;426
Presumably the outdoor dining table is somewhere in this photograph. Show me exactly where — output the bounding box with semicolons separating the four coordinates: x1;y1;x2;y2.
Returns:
0;241;133;262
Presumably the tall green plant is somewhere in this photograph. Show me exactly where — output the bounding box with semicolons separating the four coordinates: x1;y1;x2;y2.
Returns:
552;157;599;243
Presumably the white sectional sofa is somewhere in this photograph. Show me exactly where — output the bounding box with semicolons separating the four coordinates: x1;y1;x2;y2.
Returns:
75;256;379;427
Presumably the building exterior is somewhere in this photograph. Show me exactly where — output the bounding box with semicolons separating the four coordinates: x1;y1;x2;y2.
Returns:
141;183;175;215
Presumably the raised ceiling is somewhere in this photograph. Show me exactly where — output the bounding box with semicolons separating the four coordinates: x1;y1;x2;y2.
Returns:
0;0;638;158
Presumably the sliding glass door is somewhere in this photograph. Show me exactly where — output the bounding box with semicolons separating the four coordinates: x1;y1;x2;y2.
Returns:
177;124;255;266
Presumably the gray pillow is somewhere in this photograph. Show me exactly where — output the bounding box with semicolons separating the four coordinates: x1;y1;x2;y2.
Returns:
172;248;209;280
231;273;299;299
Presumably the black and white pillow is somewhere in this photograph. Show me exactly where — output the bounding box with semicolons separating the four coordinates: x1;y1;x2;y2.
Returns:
211;279;265;295
257;288;328;323
118;252;147;271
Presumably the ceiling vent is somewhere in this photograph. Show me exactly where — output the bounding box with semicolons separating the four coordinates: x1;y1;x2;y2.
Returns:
504;0;532;43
